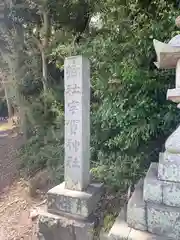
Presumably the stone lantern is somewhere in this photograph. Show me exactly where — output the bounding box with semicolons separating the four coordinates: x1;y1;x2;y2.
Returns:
154;35;180;105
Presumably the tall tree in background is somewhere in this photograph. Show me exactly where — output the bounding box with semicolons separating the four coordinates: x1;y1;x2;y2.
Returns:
0;0;25;128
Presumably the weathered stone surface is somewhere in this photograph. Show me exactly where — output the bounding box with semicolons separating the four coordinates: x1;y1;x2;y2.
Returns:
147;202;180;239
108;206;131;240
158;152;180;182
127;179;147;231
108;206;171;240
144;163;162;204
144;163;180;207
38;210;94;240
64;55;90;191
163;180;180;207
47;182;104;219
165;125;180;153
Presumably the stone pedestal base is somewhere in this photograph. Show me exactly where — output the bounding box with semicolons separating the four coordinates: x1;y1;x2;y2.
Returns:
47;182;104;219
38;211;94;240
38;181;104;240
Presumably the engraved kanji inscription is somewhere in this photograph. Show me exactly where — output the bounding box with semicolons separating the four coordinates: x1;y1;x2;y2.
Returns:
66;139;80;152
65;84;81;95
67;100;80;115
66;156;80;169
65;62;79;80
66;156;72;168
72;157;80;168
65;120;80;135
55;196;71;212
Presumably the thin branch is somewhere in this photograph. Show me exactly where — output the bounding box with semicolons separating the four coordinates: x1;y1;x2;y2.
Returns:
42;9;50;48
31;35;43;52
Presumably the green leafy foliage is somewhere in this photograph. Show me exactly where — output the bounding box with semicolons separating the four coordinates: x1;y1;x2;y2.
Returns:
18;87;64;176
76;0;180;189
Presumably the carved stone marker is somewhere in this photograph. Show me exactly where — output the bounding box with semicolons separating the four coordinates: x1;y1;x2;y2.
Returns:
64;56;90;191
38;56;103;240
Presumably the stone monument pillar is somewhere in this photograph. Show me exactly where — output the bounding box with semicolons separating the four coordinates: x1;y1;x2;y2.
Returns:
64;56;90;191
38;56;103;240
108;17;180;240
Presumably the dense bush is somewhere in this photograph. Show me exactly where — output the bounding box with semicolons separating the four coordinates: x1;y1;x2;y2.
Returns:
77;0;180;189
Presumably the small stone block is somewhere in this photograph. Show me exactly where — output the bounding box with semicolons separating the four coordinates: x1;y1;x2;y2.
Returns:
144;162;180;207
127;179;147;231
108;206;131;240
147;202;180;239
38;210;94;240
158;152;180;182
163;180;180;207
144;163;162;204
47;182;104;219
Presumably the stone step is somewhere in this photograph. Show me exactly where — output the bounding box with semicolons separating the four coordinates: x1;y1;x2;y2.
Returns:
108;206;131;239
108;206;173;240
158;152;180;182
144;163;180;207
127;179;147;231
147;202;180;239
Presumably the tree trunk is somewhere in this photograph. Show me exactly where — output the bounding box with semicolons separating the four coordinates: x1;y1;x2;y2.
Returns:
3;82;12;119
41;9;50;93
41;50;48;93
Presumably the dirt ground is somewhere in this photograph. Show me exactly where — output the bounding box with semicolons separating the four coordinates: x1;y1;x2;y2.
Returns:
0;121;41;240
0;181;40;240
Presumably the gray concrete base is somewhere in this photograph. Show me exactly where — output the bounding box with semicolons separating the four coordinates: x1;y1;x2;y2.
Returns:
47;181;104;219
108;208;172;240
38;210;95;240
